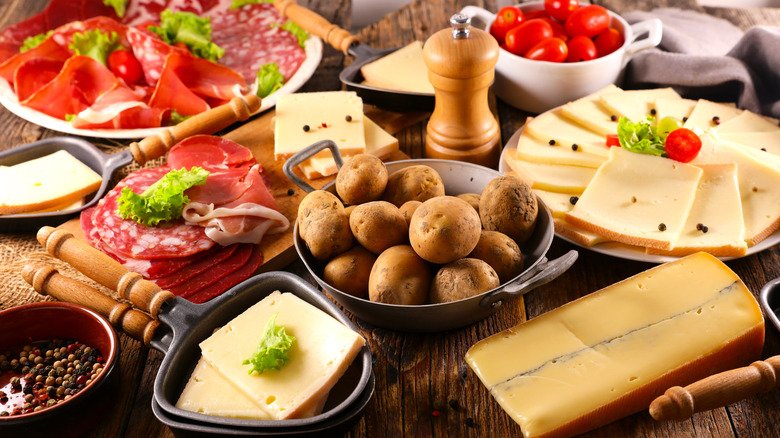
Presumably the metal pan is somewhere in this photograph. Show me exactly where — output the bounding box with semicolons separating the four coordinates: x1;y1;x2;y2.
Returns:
284;140;578;332
760;277;780;332
0;94;261;233
22;260;374;435
273;0;434;112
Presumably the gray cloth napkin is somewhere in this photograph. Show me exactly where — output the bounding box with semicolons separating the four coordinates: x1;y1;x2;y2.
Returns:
622;8;780;118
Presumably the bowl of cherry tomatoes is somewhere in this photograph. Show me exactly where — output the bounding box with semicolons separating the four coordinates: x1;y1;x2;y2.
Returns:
461;1;662;113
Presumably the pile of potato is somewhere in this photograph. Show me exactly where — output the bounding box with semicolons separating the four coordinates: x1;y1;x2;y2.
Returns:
297;154;539;305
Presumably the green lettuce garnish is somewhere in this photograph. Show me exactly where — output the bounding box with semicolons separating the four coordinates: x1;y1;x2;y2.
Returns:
20;31;53;52
230;0;272;9
272;21;308;48
117;167;210;226
103;0;127;18
616;116;667;157
256;62;284;98
242;313;295;375
149;10;225;62
69;29;121;66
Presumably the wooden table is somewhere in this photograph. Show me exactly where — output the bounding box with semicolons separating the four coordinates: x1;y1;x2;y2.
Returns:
1;1;778;437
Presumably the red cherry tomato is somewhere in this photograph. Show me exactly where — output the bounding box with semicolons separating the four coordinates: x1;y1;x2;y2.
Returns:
490;6;525;45
566;35;597;62
505;19;553;57
606;134;620;147
594;27;625;57
525;37;568;63
664;128;702;163
565;5;610;38
108;49;143;84
544;0;579;22
524;10;549;21
538;16;569;41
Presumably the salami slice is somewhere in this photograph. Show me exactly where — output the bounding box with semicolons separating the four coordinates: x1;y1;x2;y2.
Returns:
169;242;252;297
185;243;264;304
153;243;238;289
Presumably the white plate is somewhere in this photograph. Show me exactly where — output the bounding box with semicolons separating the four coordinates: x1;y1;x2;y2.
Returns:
0;37;322;139
499;126;780;263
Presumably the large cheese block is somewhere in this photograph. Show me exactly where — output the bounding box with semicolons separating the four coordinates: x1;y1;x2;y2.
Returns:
683;99;742;131
559;84;622;136
514;126;605;168
199;291;365;419
274;91;366;160
465;252;765;438
505;149;596;194
524;109;609;157
599;87;680;122
566;147;702;250
360;41;433;94
715;109;780;133
0;150;102;214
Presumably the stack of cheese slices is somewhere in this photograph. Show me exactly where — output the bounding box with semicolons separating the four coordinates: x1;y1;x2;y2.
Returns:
504;85;780;258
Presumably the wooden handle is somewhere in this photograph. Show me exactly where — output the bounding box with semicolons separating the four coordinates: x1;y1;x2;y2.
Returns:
36;226;174;318
649;356;780;421
273;0;358;54
130;94;261;165
22;263;159;346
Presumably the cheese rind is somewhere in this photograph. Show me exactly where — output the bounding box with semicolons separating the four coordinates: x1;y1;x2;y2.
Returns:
465;252;765;438
360;41;433;94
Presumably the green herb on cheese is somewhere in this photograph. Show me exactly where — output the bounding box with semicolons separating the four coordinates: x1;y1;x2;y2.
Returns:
242;313;295;375
117;167;209;226
65;114;76;122
230;0;272;9
616;116;667;158
103;0;128;18
149;10;225;62
69;29;121;66
20;31;54;52
256;62;284;98
272;21;309;48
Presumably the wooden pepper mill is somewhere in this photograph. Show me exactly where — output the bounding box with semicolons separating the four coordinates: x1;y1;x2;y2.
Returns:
424;14;501;168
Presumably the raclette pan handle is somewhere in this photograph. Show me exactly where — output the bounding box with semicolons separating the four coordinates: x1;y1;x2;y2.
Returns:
129;94;261;165
22;263;159;347
274;0;359;54
37;226;175;318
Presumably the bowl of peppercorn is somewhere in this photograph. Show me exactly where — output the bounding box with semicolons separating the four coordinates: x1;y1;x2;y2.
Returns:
0;301;120;438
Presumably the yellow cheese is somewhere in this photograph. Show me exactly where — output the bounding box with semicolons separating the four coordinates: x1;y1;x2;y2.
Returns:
524;109;609;157
0;150;102;214
683;99;742;131
652;97;697;123
514;130;605;168
533;189;577;219
26;198;84;214
553;218;608;247
465;252;765;438
360;41;434;94
718;130;780;156
199;291;365;420
599;88;680;122
505;149;596;194
532;189;608;245
566;147;702;250
559;84;622;136
647;164;747;257
713;109;779;133
274;91;366;161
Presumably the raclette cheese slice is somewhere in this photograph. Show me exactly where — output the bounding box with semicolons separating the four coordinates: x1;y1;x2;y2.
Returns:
514;127;606;168
652;97;697;123
715;109;780;133
559;84;622;136
533;190;610;246
718;130;780;156
465;252;765;438
360;41;434;94
524;109;609;157
599;87;680;122
683;99;742;131
553;218;608;247
505;149;596;194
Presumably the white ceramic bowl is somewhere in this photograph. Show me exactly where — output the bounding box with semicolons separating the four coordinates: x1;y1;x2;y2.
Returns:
461;2;662;113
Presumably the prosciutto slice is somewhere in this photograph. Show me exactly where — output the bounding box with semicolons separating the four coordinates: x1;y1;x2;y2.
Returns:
0;38;70;87
71;86;166;129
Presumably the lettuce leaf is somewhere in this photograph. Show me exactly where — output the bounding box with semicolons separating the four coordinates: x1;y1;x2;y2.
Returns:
148;10;225;62
20;31;53;52
272;21;308;48
117;167;209;226
69;30;121;66
103;0;127;18
616;116;667;157
256;62;284;98
242;313;295;375
231;0;272;8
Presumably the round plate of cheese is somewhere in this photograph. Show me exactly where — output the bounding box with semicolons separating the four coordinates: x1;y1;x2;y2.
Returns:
499;85;780;263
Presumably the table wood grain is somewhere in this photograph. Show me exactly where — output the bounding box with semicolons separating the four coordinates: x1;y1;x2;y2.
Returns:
0;1;778;437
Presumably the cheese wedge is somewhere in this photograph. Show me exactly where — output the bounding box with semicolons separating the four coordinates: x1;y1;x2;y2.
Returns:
505;149;596;194
652;97;697;123
360;41;433;94
553;218;608;247
274;91;366;160
199;291;365;420
566;147;702;250
465;252;765;438
718;130;780;156
599;88;681;122
524;109;609;157
683;99;742;131
647;164;747;257
560;84;622;136
0;150;102;214
514;130;606;168
714;109;779;133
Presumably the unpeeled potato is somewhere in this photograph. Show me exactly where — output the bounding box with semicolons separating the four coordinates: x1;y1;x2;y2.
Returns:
409;196;481;264
349;201;408;254
336;154;388;205
368;245;432;305
323;246;377;299
297;190;353;260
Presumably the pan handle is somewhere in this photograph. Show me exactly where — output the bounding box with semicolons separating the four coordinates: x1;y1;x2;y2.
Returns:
129;94;261;166
479;250;578;309
282;139;345;193
36;226;175;318
21;263;159;346
273;0;359;54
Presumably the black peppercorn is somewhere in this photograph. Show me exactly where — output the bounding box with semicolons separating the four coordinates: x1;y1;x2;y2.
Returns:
569;196;579;205
345;114;352;122
548;139;556;146
287;188;295;196
658;223;667;231
650;108;657;116
712;116;720;125
571;144;578;151
610;115;618;121
302;124;310;132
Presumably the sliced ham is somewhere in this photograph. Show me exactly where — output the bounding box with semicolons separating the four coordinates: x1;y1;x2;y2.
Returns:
71;86;166;129
166;135;255;170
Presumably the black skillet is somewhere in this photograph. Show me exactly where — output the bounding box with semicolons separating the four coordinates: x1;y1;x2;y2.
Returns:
273;0;434;112
761;277;780;333
0;94;261;233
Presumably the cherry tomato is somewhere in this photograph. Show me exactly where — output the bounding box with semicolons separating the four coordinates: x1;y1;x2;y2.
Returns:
544;0;579;22
505;19;553;57
524;10;549;21
490;6;525;45
565;35;597;62
664;128;702;163
606;134;620;147
525;37;568;63
565;5;610;38
108;49;143;84
538;16;569;41
593;27;624;57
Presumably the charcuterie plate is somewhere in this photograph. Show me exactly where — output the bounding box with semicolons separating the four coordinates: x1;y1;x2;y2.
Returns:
0;37;322;139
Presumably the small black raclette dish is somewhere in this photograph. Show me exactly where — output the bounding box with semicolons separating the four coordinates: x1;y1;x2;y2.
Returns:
760;277;780;333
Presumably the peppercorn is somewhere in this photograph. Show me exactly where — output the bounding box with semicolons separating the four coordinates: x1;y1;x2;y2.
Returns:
658;223;667;231
610;115;618;121
287;188;295;196
302;124;310;132
548;139;556;146
650;108;657;116
683;117;688;122
571;144;579;151
631;196;637;203
345;114;352;122
712;116;720;125
569;196;579;205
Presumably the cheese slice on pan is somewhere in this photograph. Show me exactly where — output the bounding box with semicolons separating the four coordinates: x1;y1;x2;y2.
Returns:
599;88;680;122
560;84;622;136
505;149;596;194
715;109;779;133
524;109;609;157
652;97;697;123
683;99;742;131
360;41;433;94
514;130;606;168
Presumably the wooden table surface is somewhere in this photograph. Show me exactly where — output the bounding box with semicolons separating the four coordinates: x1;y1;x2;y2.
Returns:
1;0;779;437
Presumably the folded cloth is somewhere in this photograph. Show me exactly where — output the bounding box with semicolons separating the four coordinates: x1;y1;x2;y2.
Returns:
623;8;780;119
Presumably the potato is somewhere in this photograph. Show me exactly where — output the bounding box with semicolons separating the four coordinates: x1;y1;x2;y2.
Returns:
399;200;422;226
382;165;445;207
344;204;357;219
297;190;353;260
479;176;538;244
468;230;524;283
456;193;480;214
409;196;481;264
368;245;432;305
349;201;408;254
336;154;388;205
429;258;500;303
323;246;377;299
